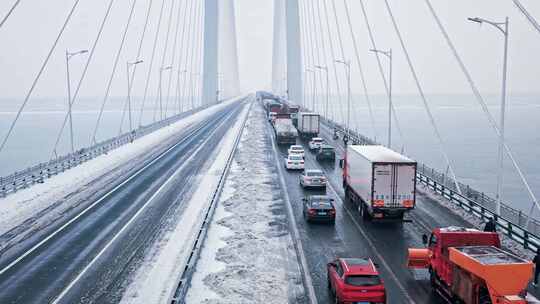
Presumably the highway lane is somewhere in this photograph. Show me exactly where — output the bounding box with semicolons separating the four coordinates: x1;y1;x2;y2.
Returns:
0;100;246;304
268;117;455;303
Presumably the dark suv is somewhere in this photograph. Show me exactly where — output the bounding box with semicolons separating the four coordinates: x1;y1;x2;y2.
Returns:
316;144;336;161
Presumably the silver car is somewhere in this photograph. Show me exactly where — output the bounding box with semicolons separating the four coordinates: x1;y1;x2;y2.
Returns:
299;169;327;189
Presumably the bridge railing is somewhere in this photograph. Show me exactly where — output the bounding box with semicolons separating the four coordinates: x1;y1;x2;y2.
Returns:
323;118;540;254
0;106;206;198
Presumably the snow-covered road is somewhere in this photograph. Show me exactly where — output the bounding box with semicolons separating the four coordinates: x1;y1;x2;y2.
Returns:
185;104;305;303
119;98;252;304
0;98;242;242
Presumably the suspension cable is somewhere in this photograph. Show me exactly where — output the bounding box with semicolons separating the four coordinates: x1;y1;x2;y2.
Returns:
424;0;540;215
321;0;345;124
306;0;325;114
174;0;189;113
511;0;540;35
197;3;205;106
181;0;195;111
137;0;167;126
0;0;21;29
154;0;176;121
179;0;194;112
193;0;203;107
163;0;185;117
90;0;138;144
302;0;318;113
383;0;462;194
342;0;377;141
50;0;116;157
314;0;331;117
299;0;311;110
187;0;199;109
118;0;155;133
0;0;81;156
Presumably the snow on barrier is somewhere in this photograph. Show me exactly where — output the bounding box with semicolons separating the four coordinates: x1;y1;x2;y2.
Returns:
0;106;207;198
324;118;540;254
168;101;253;304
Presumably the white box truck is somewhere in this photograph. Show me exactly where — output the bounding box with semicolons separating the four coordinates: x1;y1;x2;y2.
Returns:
342;145;416;220
297;112;320;138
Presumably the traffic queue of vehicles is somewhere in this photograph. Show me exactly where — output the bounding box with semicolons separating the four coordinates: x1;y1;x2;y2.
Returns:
260;96;534;304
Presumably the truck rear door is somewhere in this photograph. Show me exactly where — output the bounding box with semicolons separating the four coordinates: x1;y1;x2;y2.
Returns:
373;163;416;208
373;164;393;207
395;164;416;208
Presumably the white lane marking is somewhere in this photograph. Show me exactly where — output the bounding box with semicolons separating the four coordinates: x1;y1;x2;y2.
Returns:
51;108;240;303
268;122;318;304
0;114;222;277
310;124;418;304
325;185;418;304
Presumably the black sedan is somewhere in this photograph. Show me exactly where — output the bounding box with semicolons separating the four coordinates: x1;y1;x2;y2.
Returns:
302;195;336;224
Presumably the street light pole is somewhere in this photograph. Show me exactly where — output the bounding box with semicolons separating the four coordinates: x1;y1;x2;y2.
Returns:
370;49;393;148
468;16;509;216
335;60;351;140
159;66;173;121
127;60;143;133
65;49;88;153
315;65;329;119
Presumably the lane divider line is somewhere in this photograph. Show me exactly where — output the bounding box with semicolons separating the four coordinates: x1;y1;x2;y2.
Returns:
314;122;418;304
267;114;318;304
51;106;241;304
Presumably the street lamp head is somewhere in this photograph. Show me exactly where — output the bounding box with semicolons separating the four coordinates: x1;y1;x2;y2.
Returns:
134;60;143;64
79;50;89;54
161;66;173;71
468;17;482;24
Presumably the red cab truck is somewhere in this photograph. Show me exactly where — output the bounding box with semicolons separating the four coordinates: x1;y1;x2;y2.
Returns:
342;145;416;220
408;227;534;304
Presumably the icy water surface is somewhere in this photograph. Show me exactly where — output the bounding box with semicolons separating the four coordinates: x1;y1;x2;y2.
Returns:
0;94;539;215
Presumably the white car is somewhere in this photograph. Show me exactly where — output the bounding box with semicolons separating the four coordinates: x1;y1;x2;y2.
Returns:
300;169;327;189
308;137;324;150
288;145;305;158
285;154;305;170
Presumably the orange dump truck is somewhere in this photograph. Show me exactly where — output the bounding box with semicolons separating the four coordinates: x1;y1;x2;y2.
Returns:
408;227;534;304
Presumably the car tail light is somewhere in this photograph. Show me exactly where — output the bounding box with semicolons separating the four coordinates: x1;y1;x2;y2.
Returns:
300;160;304;164
373;200;385;207
329;209;336;216
287;161;292;164
403;200;414;208
308;208;316;215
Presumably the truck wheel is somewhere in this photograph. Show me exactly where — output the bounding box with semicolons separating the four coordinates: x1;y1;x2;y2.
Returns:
361;204;371;221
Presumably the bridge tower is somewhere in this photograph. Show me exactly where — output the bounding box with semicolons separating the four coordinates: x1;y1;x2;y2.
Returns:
202;0;241;104
272;0;303;104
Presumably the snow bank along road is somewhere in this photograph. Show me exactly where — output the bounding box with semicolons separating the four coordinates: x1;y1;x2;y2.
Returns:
0;97;248;303
266;103;540;303
185;104;306;304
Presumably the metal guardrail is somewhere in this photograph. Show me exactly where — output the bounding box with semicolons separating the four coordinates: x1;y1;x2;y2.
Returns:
169;100;252;304
323;118;540;254
0;106;208;198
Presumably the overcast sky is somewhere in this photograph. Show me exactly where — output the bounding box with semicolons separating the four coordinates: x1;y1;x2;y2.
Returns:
1;0;540;99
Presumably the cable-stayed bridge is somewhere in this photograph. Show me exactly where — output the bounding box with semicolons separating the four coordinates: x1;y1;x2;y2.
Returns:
0;1;540;303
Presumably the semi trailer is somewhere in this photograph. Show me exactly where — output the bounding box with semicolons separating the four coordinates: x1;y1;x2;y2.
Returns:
342;145;416;220
274;118;298;145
